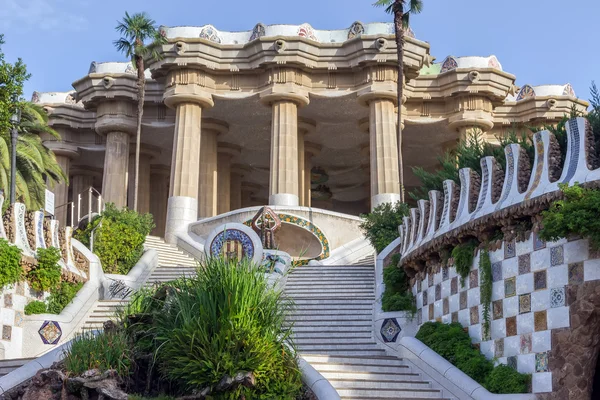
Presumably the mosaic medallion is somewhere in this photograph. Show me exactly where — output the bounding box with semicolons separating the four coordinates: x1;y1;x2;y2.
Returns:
536;351;549;372
209;229;255;261
298;23;317;41
381;318;401;343
550;287;566;308
199;25;222;43
249;23;266;41
568;262;584;285
39;321;62;345
516;84;535;101
347;21;365;39
519;293;531;314
440;56;458;73
534;311;547;332
550;245;564;266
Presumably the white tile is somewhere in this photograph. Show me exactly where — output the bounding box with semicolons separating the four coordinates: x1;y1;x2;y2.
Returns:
480;340;494;360
584;259;600;282
441;314;451;324
490;247;503;263
548;265;568;287
412;284;417;297
504;335;520;357
532;330;551;353
503;296;518;318
449;294;459;313
467;288;480;308
434;300;443;319
491;318;506;339
12;295;27;311
532;372;553;393
427;288;433;304
441;280;451;298
518;353;536;374
516;236;533;255
517;313;534;334
469;324;481;343
516;273;533;295
547;307;570;329
547;238;567;246
1;308;14;325
449;266;458;279
531;249;550;271
492;281;504;301
458;309;470;326
563;239;589;264
496;356;507;366
416;293;423;309
531;289;549;312
433;271;442;285
503;258;518;278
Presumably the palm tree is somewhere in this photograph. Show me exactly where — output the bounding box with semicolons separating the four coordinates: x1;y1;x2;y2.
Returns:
114;12;166;211
0;102;67;209
374;0;423;202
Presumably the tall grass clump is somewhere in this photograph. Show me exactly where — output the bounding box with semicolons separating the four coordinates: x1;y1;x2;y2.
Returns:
63;330;132;377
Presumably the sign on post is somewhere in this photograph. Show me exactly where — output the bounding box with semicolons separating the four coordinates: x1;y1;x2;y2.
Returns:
44;189;55;216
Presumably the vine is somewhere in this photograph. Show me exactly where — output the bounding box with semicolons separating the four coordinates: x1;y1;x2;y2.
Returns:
27;247;62;292
479;248;492;339
0;239;23;288
451;240;478;286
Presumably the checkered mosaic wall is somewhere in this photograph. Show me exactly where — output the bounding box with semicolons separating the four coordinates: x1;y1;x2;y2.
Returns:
411;232;600;394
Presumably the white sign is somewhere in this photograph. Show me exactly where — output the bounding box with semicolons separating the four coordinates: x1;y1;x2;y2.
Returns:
45;189;55;216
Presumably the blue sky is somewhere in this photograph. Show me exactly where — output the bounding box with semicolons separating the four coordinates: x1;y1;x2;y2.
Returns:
1;0;598;104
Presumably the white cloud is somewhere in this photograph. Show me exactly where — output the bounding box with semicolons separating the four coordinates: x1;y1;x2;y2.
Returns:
0;0;88;32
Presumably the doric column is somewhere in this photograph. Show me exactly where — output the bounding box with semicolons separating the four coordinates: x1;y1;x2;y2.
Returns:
241;182;262;208
149;165;170;237
163;69;214;243
127;144;160;214
230;164;250;211
359;92;401;209
304;142;321;208
297;119;316;207
261;91;309;206
216;144;241;215
70;167;102;220
95;100;137;209
43;136;79;226
198;120;227;218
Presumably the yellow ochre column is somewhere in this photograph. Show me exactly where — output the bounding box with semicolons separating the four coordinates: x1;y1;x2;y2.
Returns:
198;120;227;218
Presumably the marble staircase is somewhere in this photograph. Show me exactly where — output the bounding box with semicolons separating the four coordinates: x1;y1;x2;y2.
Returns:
286;259;450;399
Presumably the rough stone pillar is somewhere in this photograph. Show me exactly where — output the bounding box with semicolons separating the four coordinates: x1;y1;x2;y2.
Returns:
261;92;309;206
149;165;170;238
230;164;250;212
163;69;214;243
43;138;79;226
304;142;321;208
216;144;241;215
127;145;160;214
198;120;227;218
359;92;401;209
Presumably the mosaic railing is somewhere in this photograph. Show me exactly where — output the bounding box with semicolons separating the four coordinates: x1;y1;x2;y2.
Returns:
399;117;596;271
0;192;88;282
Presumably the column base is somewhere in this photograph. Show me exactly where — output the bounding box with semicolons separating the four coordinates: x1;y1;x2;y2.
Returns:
371;193;401;210
165;196;198;244
268;193;299;207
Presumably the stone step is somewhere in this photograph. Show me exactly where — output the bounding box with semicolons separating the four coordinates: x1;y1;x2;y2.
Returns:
300;349;388;357
307;362;411;375
327;378;432;390
294;337;375;345
290;299;374;306
320;371;421;382
290;325;373;333
287;314;371;322
289;304;373;311
297;342;381;352
289;308;372;316
285;288;375;293
336;387;443;399
285;282;374;289
292;332;373;340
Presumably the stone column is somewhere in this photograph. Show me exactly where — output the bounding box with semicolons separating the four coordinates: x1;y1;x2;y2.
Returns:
70;167;101;219
261;92;309;206
163;69;214;243
43;138;79;227
216;144;241;215
127;145;160;214
95;100;137;209
304;142;321;208
297;131;306;206
448;95;494;143
241;182;262;208
149;165;170;238
359;92;401;209
230;164;250;211
198;120;228;218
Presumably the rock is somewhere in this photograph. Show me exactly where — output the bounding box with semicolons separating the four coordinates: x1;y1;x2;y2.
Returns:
97;386;128;400
215;375;234;392
21;368;66;400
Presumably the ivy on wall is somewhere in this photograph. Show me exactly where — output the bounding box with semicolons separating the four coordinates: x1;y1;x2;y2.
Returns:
0;239;23;288
451;240;478;286
479;248;492;339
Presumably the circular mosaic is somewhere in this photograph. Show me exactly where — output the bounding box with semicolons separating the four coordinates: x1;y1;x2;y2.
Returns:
210;229;255;260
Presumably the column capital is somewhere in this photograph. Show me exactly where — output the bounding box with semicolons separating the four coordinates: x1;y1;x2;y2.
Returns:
70;166;103;179
231;164;251;177
43;141;80;160
447;114;495;133
357;87;398;107
260;86;310;107
129;143;162;160
305;142;322;158
94;100;137;136
202;118;229;135
150;164;171;177
163;69;214;109
298;118;317;135
217;142;242;158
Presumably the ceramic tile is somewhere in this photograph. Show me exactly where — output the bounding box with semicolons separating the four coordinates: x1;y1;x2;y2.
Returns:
470;306;479;325
505;277;516;298
493;300;503;320
381;318;402;343
451;311;458;323
534;270;547;291
451;277;458;295
469;270;479;289
2;325;11;341
429;304;434;321
568;262;584;285
550;287;566;308
460;291;467;310
422;291;428;306
443;298;449;315
518;254;531;275
533;232;546;251
492;262;502;282
14;311;23;328
442;266;449;281
505;240;516;259
495;338;504;357
435;284;441;301
428;273;434;287
550;245;564;266
506;316;517;337
534;311;547;332
520;333;532;354
519;293;531;314
536;351;549;372
417;279;422;293
417;309;422;325
507;356;517;369
38;321;62;345
3;294;12;308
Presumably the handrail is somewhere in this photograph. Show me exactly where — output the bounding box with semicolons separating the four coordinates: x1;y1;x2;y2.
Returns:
54;186;103;228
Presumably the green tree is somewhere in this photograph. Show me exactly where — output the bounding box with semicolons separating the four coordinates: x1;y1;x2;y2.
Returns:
373;0;423;202
114;12;166;211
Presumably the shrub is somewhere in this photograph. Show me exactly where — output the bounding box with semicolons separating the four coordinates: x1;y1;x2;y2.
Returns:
452;241;478;286
63;330;132;377
381;254;415;313
539;184;600;249
0;239;23;288
120;257;303;398
27;247;62;292
416;322;529;394
74;203;155;274
360;201;410;253
47;281;83;314
24;300;47;315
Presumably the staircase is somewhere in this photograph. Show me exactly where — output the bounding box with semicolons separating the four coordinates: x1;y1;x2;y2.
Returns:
80;300;128;331
285;260;449;399
0;358;35;378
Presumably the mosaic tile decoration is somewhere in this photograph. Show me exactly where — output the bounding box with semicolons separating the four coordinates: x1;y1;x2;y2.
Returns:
470;306;479;325
506;316;517;337
443;298;449;315
550;245;564;266
533;232;546;251
505;277;516;298
440;56;458;73
550;287;566;308
442;266;449;281
492;262;502;282
495;338;504;357
249;23;266;41
381;318;402;343
519;294;531;314
568;262;584;285
534;270;547;291
504;240;516;259
451;277;458;295
4;294;12;308
14;311;23;328
435;284;441;301
525;133;545;201
417;309;422;325
493;300;503;320
521;333;532;354
39;321;62;345
516;84;535;101
518;254;531;275
496;146;514;210
561;119;581;184
2;325;11;341
347;21;365;39
469;270;479;289
534;311;547;332
459;291;467;310
507;356;518;369
536;351;549;372
428;273;434;287
422;291;428;306
451;312;458;323
209;229;255;260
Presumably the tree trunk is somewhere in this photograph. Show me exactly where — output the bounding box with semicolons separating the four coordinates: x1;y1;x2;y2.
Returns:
394;3;405;203
134;56;145;212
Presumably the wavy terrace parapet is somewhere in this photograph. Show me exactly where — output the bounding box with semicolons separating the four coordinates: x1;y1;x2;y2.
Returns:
400;117;598;277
